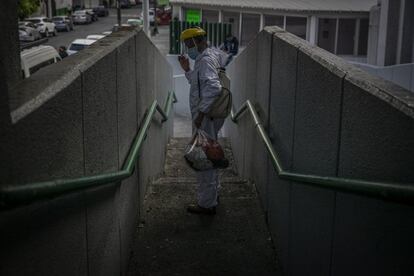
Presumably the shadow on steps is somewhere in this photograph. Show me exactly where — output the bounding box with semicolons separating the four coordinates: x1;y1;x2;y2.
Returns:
127;138;280;275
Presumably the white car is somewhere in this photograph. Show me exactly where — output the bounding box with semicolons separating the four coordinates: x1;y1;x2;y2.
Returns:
86;34;105;40
140;9;155;25
21;45;61;78
26;17;56;37
18;22;42;40
72;10;92;24
67;39;96;55
127;18;143;27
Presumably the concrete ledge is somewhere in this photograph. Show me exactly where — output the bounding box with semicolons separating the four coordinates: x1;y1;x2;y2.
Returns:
264;27;414;119
1;28;174;275
10;30;138;124
227;27;414;276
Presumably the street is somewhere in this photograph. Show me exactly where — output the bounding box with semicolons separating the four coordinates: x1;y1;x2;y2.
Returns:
45;7;141;49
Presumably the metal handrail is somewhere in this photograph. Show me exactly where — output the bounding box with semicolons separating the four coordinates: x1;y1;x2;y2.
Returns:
231;100;414;205
0;91;177;209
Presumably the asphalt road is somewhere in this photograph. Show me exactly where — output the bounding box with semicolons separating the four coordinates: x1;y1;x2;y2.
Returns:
45;7;141;49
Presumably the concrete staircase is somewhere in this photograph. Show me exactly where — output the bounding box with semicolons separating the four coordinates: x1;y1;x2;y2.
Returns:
127;138;279;275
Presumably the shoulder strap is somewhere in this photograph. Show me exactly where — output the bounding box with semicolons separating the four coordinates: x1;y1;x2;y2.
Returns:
197;70;200;99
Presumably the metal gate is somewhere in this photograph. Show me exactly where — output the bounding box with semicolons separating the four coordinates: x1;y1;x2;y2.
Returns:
169;19;232;54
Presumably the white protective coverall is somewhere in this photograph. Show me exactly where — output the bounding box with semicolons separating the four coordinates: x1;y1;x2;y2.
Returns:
185;47;227;208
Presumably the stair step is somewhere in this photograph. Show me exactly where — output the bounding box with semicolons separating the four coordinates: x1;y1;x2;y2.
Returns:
126;135;279;275
153;176;247;185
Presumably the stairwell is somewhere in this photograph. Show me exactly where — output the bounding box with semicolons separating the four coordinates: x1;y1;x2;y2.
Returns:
127;137;280;275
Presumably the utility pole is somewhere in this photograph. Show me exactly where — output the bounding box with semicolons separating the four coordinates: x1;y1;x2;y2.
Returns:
143;0;149;35
117;0;121;27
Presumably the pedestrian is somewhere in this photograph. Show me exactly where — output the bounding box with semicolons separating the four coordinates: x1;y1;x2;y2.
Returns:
178;27;227;215
220;33;239;66
58;46;68;59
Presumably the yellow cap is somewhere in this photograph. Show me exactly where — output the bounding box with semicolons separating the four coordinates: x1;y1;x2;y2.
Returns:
180;27;206;41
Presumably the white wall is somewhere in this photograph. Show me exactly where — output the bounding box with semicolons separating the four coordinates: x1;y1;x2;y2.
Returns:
351;61;414;92
166;54;193;118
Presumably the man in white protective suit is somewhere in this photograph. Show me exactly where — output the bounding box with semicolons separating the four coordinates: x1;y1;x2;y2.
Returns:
178;27;227;215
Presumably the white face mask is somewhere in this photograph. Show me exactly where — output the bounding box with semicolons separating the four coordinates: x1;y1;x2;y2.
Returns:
187;46;199;60
186;38;200;60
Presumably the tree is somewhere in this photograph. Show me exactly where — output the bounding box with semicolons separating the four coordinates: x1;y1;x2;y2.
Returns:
18;0;40;20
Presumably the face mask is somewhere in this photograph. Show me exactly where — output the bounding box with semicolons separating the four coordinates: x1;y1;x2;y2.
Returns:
187;46;199;60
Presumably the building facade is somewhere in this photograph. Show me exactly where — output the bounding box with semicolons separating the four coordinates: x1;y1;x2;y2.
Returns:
170;0;376;61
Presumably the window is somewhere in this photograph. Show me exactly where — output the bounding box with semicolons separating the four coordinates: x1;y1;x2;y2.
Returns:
264;15;284;28
241;13;260;45
317;18;336;53
337;19;356;55
69;44;87;51
286;16;307;39
358;19;369;55
27;19;41;24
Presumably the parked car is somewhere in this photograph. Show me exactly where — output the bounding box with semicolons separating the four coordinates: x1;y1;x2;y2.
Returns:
67;38;96;55
140;9;155;25
120;0;131;8
85;9;98;22
112;23;132;32
26;17;56;37
93;6;109;17
157;7;171;25
86;34;105;40
52;16;74;32
72;10;92;24
19;28;33;42
21;45;61;78
18;22;42;41
126;18;143;27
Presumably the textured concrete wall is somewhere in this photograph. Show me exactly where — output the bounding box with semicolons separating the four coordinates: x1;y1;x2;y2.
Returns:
0;0;19;184
225;27;414;276
0;29;173;275
352;62;414;92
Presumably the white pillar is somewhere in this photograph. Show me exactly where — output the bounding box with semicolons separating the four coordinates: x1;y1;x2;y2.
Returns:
334;18;339;54
143;0;149;35
200;9;203;22
172;5;182;20
178;6;183;21
377;0;389;66
396;0;406;64
260;13;265;31
238;12;243;44
283;16;286;30
218;10;223;23
308;15;318;45
353;19;360;56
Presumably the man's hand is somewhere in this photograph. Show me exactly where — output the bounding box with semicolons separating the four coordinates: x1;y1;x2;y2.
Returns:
194;112;205;129
178;55;190;72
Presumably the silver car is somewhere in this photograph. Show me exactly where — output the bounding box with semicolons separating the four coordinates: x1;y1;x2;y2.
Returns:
72;10;92;24
18;22;42;41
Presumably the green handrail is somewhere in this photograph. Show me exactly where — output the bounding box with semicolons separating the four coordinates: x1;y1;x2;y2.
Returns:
231;100;414;205
0;91;177;209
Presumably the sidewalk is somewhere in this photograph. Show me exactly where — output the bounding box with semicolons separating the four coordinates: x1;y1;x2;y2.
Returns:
150;25;170;56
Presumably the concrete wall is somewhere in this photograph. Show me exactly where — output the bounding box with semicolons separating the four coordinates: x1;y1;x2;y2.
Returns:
225;26;414;276
352;62;414;92
0;29;173;275
0;0;19;185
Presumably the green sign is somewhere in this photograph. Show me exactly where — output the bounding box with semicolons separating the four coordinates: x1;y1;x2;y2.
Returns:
158;0;169;6
186;9;201;23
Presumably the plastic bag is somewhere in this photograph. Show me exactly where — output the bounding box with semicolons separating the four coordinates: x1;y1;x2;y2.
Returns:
184;130;228;171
